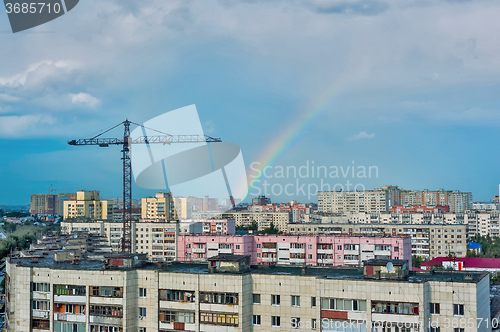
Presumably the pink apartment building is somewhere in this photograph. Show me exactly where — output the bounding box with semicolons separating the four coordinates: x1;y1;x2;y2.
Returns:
177;234;412;267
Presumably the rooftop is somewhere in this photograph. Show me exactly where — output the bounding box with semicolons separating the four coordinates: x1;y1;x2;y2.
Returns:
8;254;487;283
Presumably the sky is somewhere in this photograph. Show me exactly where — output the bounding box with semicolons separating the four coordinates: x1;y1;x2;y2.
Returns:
1;0;500;205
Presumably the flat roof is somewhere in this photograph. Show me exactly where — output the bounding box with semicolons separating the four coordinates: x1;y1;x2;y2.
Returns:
8;256;487;283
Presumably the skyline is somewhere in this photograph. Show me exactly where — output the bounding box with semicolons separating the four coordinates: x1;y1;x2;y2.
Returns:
2;0;500;204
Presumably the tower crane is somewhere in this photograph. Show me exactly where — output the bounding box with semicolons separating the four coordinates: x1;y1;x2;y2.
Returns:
68;120;222;253
49;184;71;194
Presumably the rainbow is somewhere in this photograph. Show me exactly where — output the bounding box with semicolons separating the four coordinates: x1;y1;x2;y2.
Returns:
247;74;356;194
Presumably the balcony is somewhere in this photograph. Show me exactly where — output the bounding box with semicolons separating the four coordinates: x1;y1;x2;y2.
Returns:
89;315;123;326
159;321;196;331
192;248;205;254
317;258;333;264
219;248;233;254
32;310;50;319
317;249;332;254
54;295;86;304
54;313;86;323
261;257;276;263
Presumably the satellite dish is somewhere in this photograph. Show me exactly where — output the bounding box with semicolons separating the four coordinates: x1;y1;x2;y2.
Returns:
386;262;394;272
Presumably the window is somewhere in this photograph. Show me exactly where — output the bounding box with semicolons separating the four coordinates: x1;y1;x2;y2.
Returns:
344;244;357;250
321;298;367;311
236;245;240;250
272;294;280;306
253;294;261;304
429;328;440;332
312;319;317;330
311;297;316;307
200;312;238;326
337;245;342;250
454;329;464;332
32;319;50;330
159;310;195;323
89;305;123;317
139;307;146;318
200;292;238;305
430;303;440;314
257;253;261;258
371;301;419;315
32;300;50;311
160;289;195;302
257;244;261;248
139;328;146;332
453;304;464;316
32;282;50;292
308;254;313;259
55;285;86;296
90;286;122;298
139;288;147;298
253;315;261;326
291;317;301;329
308;245;313;249
271;316;281;327
291;295;300;307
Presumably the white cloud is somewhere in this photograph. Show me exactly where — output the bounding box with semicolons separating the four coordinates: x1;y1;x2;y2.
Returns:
0;60;81;88
348;131;375;140
0;93;21;103
0;114;56;138
70;92;100;108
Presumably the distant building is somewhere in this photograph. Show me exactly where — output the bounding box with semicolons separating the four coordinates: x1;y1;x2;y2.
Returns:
178;234;411;267
389;205;450;214
30;194;57;216
252;195;271;206
141;192;176;220
61;219;180;261
63;191;113;220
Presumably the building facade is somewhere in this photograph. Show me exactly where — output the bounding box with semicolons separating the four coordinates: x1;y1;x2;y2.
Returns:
5;252;491;332
141;193;176;220
63;191;113;221
177;234;411;267
287;223;468;259
61;220;179;261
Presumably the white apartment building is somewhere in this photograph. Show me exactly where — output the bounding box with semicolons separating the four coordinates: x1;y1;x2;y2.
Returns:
318;190;388;214
61;220;179;262
5;247;491;332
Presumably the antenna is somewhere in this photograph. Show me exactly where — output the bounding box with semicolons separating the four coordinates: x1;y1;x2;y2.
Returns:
386;262;394;272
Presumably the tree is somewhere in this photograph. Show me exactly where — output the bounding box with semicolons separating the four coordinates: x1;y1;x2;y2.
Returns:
262;222;281;235
412;255;429;268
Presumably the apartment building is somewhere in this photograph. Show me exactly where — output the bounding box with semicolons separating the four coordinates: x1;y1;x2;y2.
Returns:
141;192;176;220
318;190;388;214
177;234;411;267
31;194;57;216
61;220;179;261
31;193;78;216
318;187;473;214
172;196;196;219
219;211;291;232
287;223;468;259
63;191;113;220
5;247;491;332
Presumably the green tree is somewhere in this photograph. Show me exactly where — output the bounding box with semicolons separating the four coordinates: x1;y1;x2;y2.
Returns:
262;222;281;235
412;255;429;268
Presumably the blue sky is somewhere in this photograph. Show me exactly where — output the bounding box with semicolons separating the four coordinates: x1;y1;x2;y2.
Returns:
1;0;500;205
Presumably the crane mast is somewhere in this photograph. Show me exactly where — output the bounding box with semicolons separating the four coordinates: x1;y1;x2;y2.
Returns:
68;120;222;254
